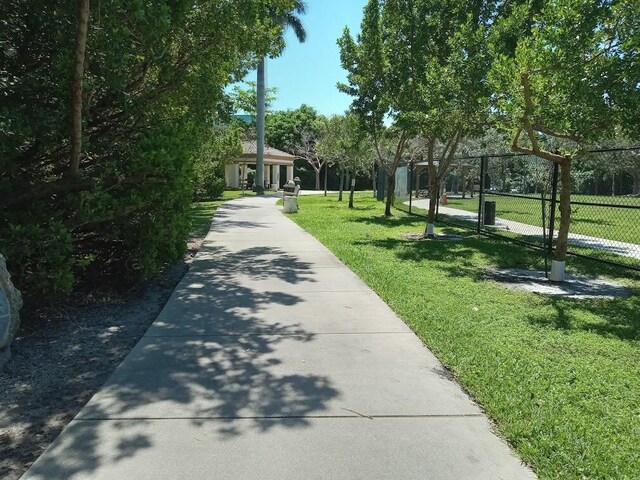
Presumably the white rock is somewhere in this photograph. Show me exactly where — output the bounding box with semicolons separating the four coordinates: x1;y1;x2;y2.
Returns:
0;254;23;369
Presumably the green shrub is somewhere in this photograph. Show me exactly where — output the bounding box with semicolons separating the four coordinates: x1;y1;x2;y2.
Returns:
0;221;73;299
0;1;283;301
193;126;242;200
194;168;227;201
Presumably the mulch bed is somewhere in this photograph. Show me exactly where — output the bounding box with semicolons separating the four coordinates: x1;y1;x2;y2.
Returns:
0;237;204;480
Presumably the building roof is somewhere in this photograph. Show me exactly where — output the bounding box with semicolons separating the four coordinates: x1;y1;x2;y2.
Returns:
238;141;295;165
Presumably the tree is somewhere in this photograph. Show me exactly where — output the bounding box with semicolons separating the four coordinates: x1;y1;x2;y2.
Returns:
292;127;325;190
338;0;414;217
382;0;492;236
490;0;639;280
0;0;291;299
231;82;278;118
265;104;319;152
193;125;242;200
255;1;307;194
316;114;374;205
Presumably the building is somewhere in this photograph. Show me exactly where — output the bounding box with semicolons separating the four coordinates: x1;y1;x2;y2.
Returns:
225;141;296;190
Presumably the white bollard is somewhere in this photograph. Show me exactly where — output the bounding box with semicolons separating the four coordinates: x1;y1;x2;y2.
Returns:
549;260;566;282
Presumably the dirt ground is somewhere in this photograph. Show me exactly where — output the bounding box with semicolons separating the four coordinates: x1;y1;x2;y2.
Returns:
0;238;205;480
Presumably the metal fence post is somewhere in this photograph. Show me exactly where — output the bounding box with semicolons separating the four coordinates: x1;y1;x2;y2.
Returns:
548;162;559;254
477;156;487;234
409;161;413;214
541;191;548;277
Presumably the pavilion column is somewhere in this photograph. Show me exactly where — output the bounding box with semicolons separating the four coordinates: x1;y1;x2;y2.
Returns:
241;164;247;189
272;165;280;189
286;165;294;182
225;164;232;188
265;163;271;188
225;163;240;188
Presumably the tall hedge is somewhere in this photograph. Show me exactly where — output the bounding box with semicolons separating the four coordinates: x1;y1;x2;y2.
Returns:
0;0;293;300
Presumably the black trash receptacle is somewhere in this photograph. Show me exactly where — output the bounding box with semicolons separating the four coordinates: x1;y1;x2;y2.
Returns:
484;201;496;225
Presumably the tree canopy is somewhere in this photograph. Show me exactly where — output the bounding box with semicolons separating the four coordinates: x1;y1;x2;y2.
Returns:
265;104;320;152
0;0;299;298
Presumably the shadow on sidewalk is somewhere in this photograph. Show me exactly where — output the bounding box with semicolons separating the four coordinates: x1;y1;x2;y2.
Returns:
25;244;340;479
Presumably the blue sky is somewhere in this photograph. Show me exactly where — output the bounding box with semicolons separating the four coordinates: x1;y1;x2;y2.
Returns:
235;0;367;116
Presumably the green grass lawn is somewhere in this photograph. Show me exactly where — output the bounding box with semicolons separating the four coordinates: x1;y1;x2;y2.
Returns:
189;190;254;238
440;194;640;245
288;192;640;480
400;197;640;270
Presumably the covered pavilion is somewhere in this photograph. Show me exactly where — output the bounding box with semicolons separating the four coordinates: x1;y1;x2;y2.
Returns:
225;141;296;191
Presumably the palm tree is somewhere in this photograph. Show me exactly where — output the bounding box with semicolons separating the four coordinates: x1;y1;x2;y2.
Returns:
255;1;307;194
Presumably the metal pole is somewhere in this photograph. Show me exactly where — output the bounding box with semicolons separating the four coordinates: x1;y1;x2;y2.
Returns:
548;162;559;254
409;161;413;214
241;163;246;196
477;156;487;234
541;190;548;278
255;59;266;194
324;161;328;197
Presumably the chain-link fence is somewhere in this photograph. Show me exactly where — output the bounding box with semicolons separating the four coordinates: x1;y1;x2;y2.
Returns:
393;147;640;271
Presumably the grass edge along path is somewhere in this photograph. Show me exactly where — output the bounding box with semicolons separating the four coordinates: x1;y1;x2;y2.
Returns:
287;192;640;480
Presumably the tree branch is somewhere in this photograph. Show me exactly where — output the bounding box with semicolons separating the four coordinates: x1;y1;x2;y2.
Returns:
516;74;569;164
1;175;167;209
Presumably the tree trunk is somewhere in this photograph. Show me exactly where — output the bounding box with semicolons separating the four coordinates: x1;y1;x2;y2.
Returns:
67;0;90;178
314;168;320;190
345;169;351;195
461;173;466;199
255;58;265;194
338;167;344;201
372;163;377;198
424;168;438;237
323;162;328;196
348;170;355;209
554;159;572;262
384;172;395;217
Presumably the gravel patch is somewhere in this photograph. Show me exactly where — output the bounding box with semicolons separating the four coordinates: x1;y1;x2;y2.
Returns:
485;268;631;299
405;232;465;241
0;237;204;480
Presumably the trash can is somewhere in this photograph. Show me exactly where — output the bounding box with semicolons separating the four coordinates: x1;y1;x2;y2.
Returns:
484;200;496;225
283;196;298;213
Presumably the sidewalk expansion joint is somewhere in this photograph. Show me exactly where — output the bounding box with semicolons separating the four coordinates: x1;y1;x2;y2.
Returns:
188;290;371;296
75;414;485;421
145;332;413;338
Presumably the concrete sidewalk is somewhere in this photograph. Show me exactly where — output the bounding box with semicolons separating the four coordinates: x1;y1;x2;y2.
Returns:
22;195;535;480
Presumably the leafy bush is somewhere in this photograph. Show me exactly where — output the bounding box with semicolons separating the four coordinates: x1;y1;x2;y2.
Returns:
0;221;73;298
193;126;241;200
0;1;291;300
